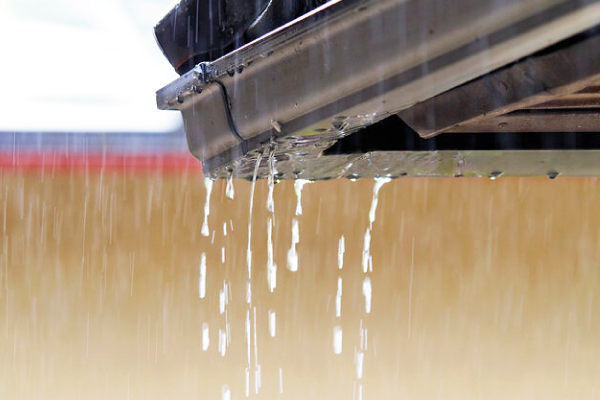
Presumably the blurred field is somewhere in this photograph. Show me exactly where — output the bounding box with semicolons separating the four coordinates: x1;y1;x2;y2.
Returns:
2;169;600;399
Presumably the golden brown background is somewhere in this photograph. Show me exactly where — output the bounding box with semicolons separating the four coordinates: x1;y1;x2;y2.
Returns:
2;169;600;399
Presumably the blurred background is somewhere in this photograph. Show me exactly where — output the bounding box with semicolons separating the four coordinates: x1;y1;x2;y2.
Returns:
2;1;600;399
0;0;181;133
0;0;189;169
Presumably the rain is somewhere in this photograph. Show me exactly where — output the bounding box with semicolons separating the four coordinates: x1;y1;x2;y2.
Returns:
2;0;600;399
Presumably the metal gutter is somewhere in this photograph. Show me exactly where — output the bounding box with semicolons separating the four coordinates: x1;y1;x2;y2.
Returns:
157;0;600;177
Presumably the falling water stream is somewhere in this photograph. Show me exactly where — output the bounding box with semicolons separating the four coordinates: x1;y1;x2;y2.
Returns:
286;180;309;272
226;174;235;200
201;178;214;237
245;154;263;397
266;150;277;293
197;164;395;398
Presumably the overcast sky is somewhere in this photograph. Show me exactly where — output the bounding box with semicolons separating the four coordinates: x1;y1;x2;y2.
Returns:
0;0;182;133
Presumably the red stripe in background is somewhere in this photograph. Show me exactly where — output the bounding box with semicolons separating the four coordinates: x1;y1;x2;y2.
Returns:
0;151;202;174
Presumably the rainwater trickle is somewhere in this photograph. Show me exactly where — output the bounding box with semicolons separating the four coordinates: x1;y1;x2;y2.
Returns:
333;326;343;354
199;252;207;299
269;310;276;337
202;323;210;351
226;173;235;199
267;149;278;292
287;218;300;272
201;178;214;236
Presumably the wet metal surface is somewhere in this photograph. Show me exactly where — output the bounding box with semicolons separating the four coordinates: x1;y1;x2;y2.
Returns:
158;0;600;171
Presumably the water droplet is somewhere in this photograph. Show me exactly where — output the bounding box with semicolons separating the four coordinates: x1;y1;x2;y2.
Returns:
548;170;560;179
287;245;298;272
360;112;376;125
359;320;369;351
355;351;364;379
362;229;371;274
202;323;210;351
270;119;283;133
201;178;214;237
266;188;275;213
287;219;300;271
199;253;207;299
489;171;503;180
269;310;276;337
222;385;231;400
255;365;261;394
246;282;252;304
279;368;284;393
363;277;372;314
332;119;346;131
338;236;345;270
267;263;277;292
454;154;466;177
218;329;227;357
333;326;343;354
335;277;343;317
219;282;228;314
245;368;250;397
